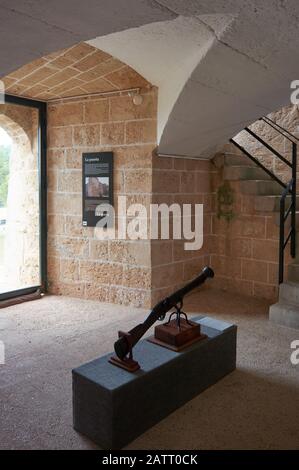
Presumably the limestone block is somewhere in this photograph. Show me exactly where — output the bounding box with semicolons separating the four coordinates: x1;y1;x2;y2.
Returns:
60;258;79;282
101;122;125;145
73;125;100;147
241;259;268;283
79;261;123;285
48;126;72;148
105;66;149;90
124;168;152;193
122;265;151;289
48;103;84;126
125;119;156;144
84;100;109;124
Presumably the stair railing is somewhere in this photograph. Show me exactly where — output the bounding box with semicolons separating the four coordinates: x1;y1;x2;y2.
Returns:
230;118;298;284
280;179;294;284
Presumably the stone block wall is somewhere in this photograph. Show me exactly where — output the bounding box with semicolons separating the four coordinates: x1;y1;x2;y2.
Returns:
210;167;292;302
150;155;214;305
211;104;299;302
47;89;297;307
47;88;157;308
47;87;216;307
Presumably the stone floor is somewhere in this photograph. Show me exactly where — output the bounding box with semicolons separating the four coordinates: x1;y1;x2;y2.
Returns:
0;288;298;450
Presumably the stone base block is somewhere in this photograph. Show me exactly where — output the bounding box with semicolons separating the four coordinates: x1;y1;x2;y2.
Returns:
72;316;237;449
269;302;299;329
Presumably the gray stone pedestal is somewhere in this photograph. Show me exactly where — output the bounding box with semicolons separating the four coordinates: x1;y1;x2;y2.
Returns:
269;281;299;329
72;316;237;449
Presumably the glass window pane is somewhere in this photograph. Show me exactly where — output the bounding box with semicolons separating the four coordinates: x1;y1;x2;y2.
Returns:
0;103;40;294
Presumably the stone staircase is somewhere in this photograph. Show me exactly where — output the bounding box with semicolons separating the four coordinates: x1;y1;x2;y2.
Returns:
270;224;299;328
215;147;299;329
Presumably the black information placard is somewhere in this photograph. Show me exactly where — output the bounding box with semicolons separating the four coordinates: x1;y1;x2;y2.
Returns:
82;152;113;227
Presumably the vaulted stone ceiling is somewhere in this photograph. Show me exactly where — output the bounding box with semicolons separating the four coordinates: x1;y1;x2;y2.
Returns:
88;1;299;158
1;43;150;101
1;1;299;158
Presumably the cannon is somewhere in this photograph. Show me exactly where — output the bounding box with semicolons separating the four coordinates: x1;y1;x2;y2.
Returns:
109;266;214;372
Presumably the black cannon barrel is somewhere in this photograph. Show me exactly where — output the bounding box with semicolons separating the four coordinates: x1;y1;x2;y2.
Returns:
164;266;214;307
114;266;214;360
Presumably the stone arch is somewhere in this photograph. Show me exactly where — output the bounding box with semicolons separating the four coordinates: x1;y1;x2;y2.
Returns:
0;105;40;292
2;2;299;159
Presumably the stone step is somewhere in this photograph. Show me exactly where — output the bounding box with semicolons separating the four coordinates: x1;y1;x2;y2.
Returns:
288;262;299;283
254;195;299;212
269;301;299;329
240;180;282;196
223;165;272;181
279;281;299;305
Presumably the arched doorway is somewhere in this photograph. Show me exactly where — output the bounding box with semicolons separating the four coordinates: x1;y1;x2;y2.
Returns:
0;127;11;288
0;96;47;300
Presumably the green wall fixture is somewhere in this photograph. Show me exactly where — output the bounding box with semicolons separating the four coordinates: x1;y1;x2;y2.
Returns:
217;181;235;222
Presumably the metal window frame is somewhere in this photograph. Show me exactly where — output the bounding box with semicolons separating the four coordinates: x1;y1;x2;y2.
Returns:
0;94;47;302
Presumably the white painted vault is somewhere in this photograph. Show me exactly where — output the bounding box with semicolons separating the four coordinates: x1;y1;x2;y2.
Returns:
1;1;299;158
